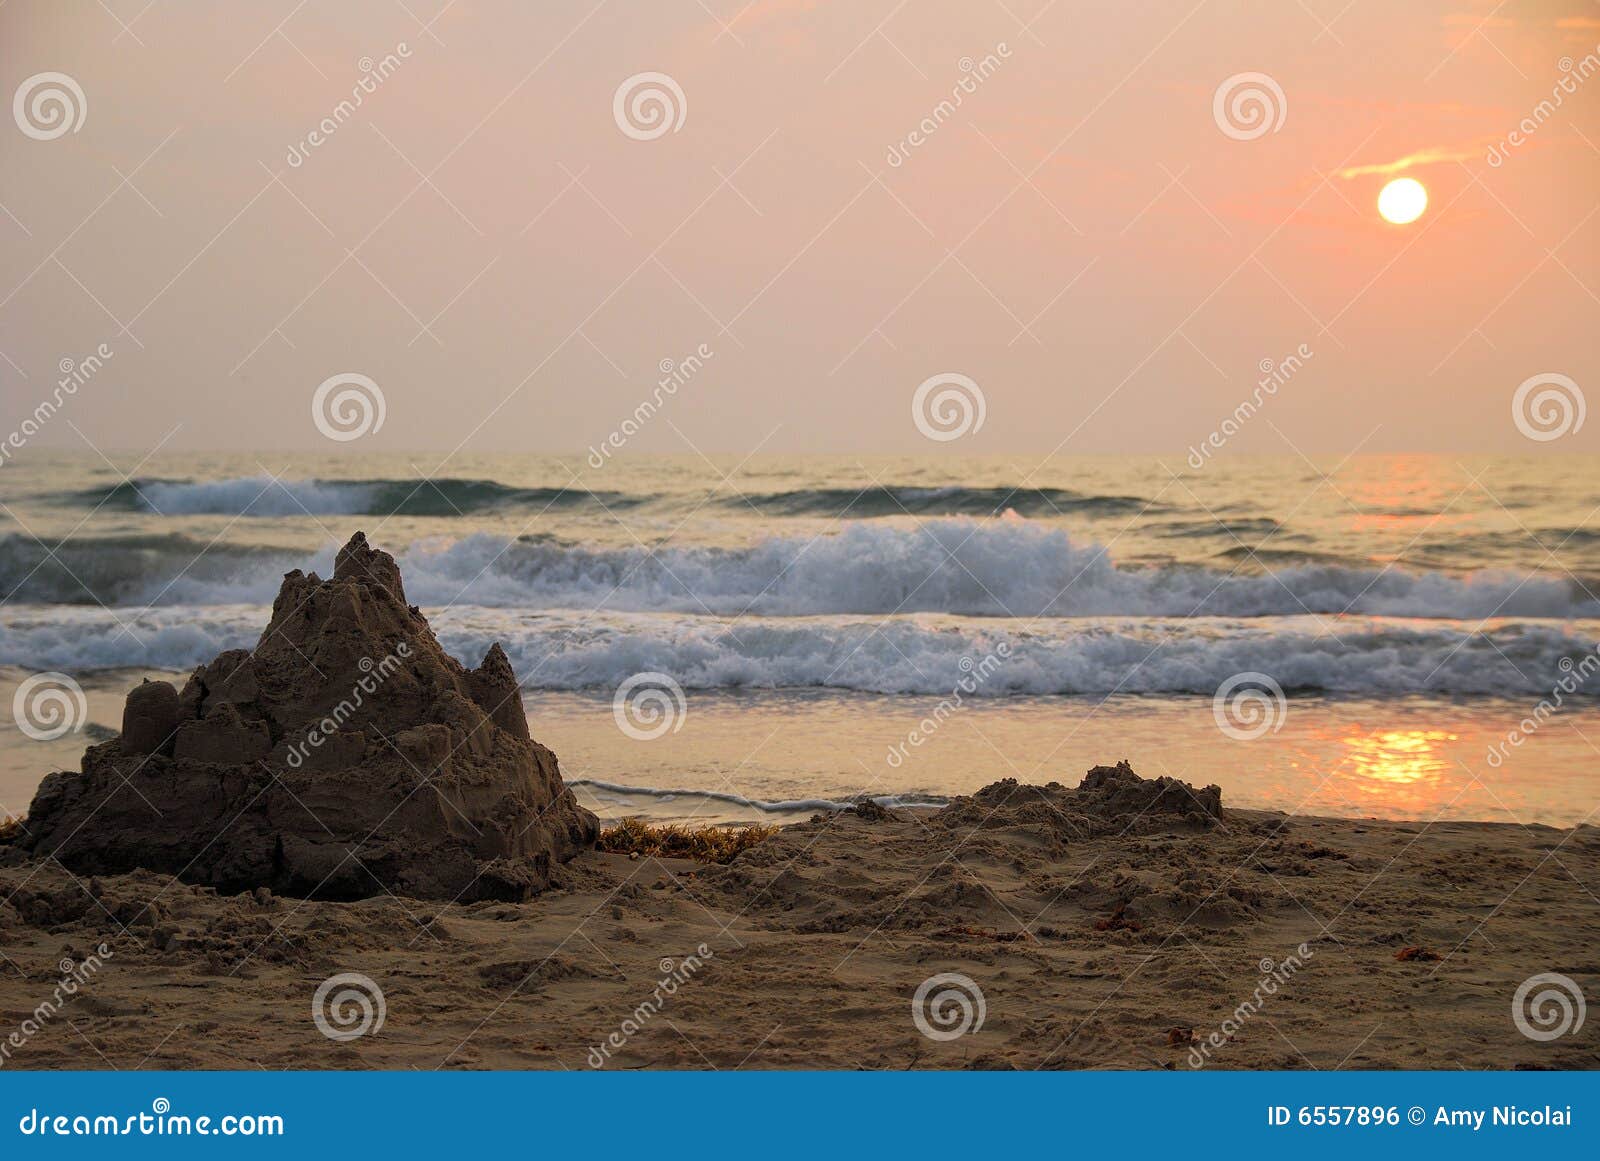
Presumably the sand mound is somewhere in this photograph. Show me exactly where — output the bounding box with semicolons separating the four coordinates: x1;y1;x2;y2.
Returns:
18;532;597;900
704;762;1241;935
934;761;1223;840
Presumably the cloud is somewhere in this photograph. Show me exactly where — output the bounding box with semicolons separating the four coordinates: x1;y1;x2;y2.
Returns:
1335;145;1482;179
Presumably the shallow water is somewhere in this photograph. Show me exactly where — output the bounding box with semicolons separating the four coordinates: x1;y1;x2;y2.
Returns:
3;452;1598;826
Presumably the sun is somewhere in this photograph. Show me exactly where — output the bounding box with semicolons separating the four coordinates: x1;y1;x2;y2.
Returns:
1378;177;1428;225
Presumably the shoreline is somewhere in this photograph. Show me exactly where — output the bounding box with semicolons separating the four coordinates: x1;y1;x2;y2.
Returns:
5;667;1596;830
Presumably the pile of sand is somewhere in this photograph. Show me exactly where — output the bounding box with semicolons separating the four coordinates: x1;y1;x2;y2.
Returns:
15;532;596;901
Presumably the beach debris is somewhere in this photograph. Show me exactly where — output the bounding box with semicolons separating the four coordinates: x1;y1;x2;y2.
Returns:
1394;946;1441;962
1093;903;1143;932
850;797;890;821
596;817;777;863
17;532;597;901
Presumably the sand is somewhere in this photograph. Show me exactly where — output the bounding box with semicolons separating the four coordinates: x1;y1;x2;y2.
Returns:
3;764;1597;1070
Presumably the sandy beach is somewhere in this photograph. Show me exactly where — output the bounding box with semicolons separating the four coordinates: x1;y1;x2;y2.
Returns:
4;768;1597;1070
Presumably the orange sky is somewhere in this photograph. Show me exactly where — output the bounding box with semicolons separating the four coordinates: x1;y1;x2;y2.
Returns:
1;0;1596;456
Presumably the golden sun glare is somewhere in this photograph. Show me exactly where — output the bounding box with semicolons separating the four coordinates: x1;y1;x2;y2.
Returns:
1378;177;1428;225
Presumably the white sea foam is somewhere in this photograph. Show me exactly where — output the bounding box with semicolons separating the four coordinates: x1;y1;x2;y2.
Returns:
6;523;1587;620
4;604;1596;696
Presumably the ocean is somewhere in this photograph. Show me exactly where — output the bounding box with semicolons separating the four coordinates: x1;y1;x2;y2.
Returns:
2;451;1598;827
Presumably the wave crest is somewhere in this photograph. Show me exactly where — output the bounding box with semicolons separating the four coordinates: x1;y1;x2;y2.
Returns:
2;523;1593;619
4;605;1598;697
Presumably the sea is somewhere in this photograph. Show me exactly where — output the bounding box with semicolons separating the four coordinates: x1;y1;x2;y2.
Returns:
3;451;1598;828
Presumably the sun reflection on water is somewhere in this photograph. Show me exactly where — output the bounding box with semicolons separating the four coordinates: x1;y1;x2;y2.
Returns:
1342;729;1457;786
1281;728;1468;817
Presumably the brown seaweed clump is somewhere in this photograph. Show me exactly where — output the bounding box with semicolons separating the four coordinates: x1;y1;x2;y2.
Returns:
596;818;779;864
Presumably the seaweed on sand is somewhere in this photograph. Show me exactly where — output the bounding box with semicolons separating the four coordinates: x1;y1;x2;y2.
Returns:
596;817;778;864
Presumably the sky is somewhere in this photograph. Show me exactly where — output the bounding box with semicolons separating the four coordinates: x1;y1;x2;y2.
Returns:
0;0;1597;458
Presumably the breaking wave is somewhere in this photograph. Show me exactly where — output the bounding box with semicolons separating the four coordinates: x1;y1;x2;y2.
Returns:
3;522;1593;620
3;605;1598;697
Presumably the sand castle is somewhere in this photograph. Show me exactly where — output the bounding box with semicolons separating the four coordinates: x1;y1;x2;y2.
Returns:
18;532;597;900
